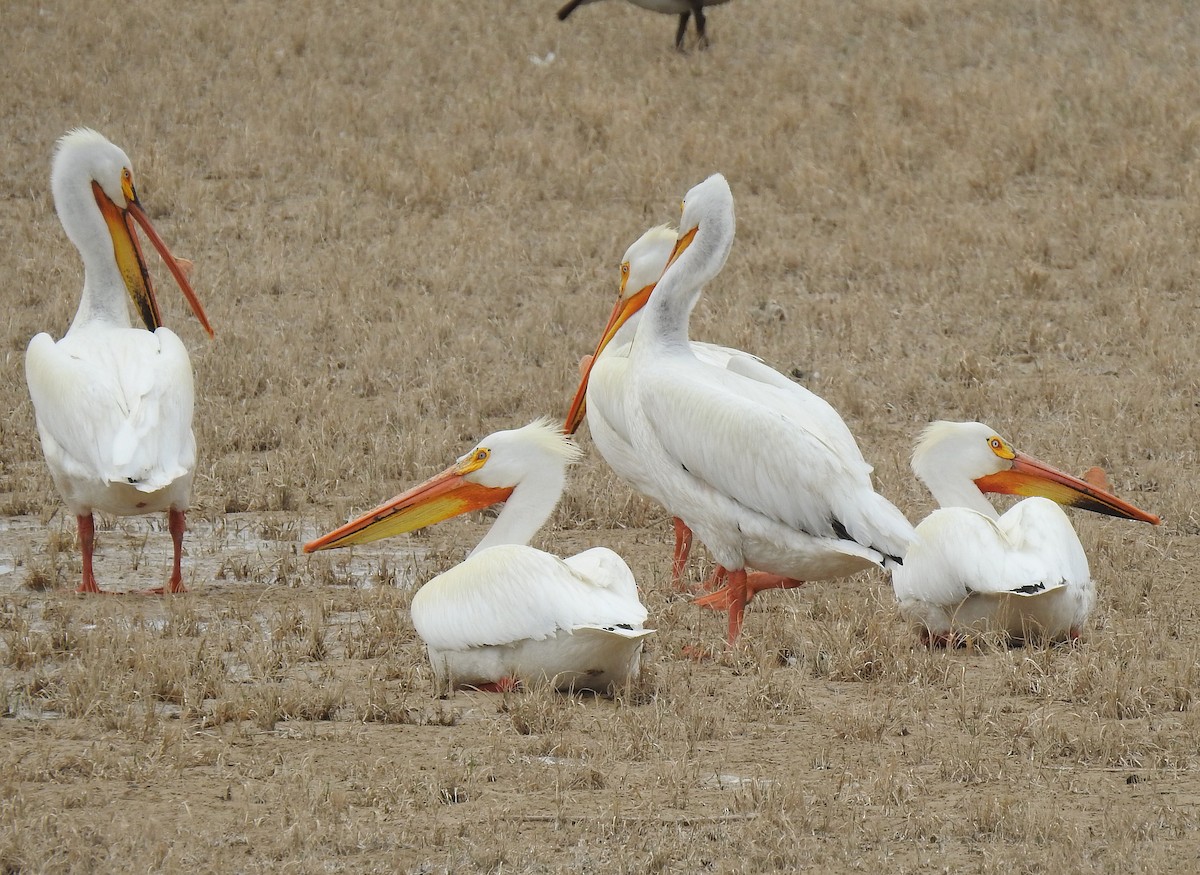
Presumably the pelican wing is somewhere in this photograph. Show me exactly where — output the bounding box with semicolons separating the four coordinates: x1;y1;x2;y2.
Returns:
411;544;646;652
26;327;196;493
637;359;911;556
692;341;798;393
892;499;1086;606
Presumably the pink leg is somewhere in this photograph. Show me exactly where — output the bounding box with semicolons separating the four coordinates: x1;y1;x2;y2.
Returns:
470;676;520;693
920;629;962;649
670;517;694;592
725;568;748;645
693;571;804;610
141;509;188;595
75;513;104;594
167;508;188;594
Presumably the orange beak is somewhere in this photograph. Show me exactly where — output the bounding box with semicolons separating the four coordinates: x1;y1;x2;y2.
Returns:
94;181;214;338
303;466;514;552
563;283;652;435
974;453;1161;524
564;225;696;435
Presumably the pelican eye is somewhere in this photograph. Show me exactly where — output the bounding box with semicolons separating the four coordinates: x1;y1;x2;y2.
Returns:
987;436;1015;460
459;446;490;474
120;167;136;202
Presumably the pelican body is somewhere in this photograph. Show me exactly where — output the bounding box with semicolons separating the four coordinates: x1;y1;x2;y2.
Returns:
567;224;796;589
567;175;915;643
557;0;731;50
26;129;214;594
892;421;1160;644
304;420;651;694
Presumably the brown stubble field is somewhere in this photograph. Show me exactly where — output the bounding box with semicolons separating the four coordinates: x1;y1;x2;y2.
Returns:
2;0;1199;871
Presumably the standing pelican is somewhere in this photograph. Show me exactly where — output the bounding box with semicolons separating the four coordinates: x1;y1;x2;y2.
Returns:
26;129;214;594
567;224;799;591
568;174;915;644
892;421;1160;644
304;419;651;694
557;0;731;50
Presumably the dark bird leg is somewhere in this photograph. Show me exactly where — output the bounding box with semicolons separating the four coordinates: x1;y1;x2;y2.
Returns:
689;1;712;49
675;12;691;50
557;0;586;21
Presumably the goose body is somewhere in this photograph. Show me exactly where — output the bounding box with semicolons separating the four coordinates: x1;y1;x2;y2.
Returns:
557;0;731;49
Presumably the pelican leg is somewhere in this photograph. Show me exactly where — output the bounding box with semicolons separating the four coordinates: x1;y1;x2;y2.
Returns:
670;517;694;592
726;568;748;644
141;508;189;595
692;571;804;610
75;513;103;594
920;628;962;649
167;508;188;594
470;677;520;693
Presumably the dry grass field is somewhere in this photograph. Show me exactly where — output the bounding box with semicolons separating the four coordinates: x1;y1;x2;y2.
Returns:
2;0;1199;871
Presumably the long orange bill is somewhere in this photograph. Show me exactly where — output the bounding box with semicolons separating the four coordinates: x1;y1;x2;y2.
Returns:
974;453;1161;524
303;467;514;553
126;200;214;338
564;285;650;435
563;225;696;435
94;180;214;338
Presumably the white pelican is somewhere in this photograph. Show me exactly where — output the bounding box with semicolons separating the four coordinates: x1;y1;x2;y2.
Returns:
557;0;731;50
568;174;915;644
566;223;801;591
892;421;1161;645
25;128;214;595
303;419;652;694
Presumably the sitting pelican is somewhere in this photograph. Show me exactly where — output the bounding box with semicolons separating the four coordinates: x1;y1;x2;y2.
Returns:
304;419;652;694
892;421;1161;644
567;174;915;645
557;0;731;50
25;128;214;594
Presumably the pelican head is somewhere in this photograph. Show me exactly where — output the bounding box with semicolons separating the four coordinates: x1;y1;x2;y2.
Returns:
52;128;213;337
668;173;735;276
565;173;735;434
564;224;676;433
304;418;581;552
912;421;1160;524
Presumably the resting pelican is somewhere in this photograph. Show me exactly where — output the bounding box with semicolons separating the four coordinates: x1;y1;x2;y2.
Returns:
567;224;798;590
557;0;730;50
892;421;1161;644
568;174;915;644
303;419;652;694
25;128;214;595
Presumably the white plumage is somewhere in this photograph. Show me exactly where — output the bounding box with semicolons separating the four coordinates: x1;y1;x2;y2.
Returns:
567;224;796;588
305;419;651;694
892;421;1160;644
25;129;213;594
570;174;914;643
